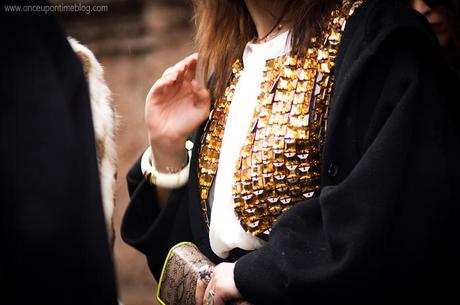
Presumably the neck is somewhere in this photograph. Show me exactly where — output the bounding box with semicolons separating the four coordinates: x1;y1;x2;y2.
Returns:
244;0;291;41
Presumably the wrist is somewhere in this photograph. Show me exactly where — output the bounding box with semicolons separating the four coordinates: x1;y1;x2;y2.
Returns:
140;145;192;189
149;137;187;173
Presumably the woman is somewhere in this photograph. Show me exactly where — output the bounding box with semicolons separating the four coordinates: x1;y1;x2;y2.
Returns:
407;0;460;75
122;0;460;304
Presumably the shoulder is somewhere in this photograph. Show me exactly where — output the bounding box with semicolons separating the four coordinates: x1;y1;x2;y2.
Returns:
335;0;446;89
341;0;439;58
329;0;453;155
367;0;436;46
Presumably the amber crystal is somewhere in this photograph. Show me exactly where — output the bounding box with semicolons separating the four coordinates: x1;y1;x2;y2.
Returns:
197;0;363;237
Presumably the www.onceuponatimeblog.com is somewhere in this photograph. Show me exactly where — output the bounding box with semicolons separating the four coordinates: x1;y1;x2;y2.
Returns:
3;3;109;15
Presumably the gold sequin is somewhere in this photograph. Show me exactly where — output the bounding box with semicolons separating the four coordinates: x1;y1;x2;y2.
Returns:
197;0;363;238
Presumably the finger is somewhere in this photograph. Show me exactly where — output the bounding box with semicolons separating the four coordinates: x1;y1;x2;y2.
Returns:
183;53;199;81
203;280;225;305
150;71;181;97
162;53;196;77
203;288;215;305
191;80;211;106
183;52;199;65
214;294;225;305
203;276;214;305
176;66;185;84
154;74;177;93
162;65;174;77
163;62;185;78
184;58;198;82
172;60;188;75
173;53;197;74
195;278;206;305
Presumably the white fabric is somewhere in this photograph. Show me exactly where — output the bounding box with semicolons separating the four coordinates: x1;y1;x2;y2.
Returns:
208;31;292;258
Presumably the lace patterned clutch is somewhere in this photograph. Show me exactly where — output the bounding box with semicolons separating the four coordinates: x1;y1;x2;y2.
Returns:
157;242;252;305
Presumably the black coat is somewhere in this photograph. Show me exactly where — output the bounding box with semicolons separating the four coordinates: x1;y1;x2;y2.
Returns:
121;0;460;304
0;2;118;304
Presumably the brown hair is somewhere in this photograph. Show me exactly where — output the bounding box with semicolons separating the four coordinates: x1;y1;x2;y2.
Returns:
192;0;341;98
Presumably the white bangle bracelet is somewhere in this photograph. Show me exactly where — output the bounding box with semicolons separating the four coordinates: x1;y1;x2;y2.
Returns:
140;141;193;189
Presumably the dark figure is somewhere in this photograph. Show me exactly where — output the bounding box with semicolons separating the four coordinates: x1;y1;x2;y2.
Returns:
0;2;118;305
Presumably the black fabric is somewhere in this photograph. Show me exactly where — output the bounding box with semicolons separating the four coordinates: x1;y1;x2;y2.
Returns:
0;2;118;305
121;0;460;304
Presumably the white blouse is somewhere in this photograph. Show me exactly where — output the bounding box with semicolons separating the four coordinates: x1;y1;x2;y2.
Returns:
208;31;292;258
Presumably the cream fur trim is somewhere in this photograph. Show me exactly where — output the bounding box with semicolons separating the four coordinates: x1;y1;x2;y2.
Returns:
68;37;117;243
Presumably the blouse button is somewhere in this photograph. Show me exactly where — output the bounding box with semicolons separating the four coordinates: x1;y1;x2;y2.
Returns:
327;162;339;177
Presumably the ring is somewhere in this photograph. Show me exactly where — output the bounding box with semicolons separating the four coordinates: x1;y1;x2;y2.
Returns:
205;290;215;305
198;264;214;285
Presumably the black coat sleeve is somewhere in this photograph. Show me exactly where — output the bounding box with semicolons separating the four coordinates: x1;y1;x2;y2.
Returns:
0;5;118;305
121;157;193;280
233;16;460;305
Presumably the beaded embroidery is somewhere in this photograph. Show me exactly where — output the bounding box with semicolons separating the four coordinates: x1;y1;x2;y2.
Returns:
198;0;363;238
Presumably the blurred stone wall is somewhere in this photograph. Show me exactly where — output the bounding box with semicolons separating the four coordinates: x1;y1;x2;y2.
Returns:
53;1;195;304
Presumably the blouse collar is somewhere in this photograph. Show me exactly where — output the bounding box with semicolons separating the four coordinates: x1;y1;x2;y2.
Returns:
242;30;292;67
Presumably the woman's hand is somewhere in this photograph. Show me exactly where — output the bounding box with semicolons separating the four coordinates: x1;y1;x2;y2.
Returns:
196;263;243;305
145;53;211;171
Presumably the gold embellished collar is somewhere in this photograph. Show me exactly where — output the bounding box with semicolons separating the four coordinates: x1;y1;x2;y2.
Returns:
198;0;364;239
